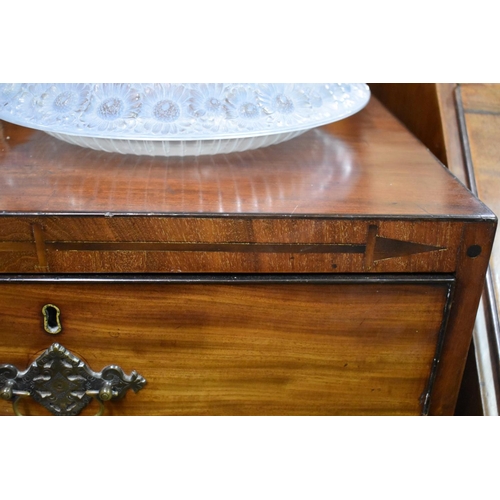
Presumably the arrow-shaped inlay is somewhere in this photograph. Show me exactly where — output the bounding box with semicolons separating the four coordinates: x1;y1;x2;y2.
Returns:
0;240;442;254
0;224;445;269
364;224;445;268
373;237;444;262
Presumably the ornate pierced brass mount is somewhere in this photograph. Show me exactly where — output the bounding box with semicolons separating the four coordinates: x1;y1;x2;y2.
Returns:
0;343;146;416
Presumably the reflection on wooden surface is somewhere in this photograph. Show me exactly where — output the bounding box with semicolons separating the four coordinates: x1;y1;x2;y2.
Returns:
0;98;485;217
0;120;355;214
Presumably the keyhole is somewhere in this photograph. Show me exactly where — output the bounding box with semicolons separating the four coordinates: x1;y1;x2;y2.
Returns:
42;304;62;335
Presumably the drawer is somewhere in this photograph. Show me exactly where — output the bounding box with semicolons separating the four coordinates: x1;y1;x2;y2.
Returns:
0;275;453;416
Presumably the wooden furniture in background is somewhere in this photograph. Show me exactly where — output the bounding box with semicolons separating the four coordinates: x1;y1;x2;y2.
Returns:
368;84;449;167
0;96;495;415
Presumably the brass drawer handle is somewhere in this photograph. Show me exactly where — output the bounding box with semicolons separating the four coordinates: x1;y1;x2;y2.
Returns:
10;392;106;417
0;343;146;416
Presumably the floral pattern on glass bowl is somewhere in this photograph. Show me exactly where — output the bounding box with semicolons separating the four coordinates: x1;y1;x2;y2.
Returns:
82;83;142;133
188;83;233;133
37;83;92;126
0;83;370;156
257;83;313;126
136;83;193;136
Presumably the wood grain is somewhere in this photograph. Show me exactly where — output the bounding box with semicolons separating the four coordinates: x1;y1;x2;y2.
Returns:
0;278;452;416
459;84;500;302
369;83;448;166
0;217;462;273
451;83;500;413
370;84;500;414
0;97;489;218
430;221;496;415
0;87;496;417
435;83;468;184
371;84;470;186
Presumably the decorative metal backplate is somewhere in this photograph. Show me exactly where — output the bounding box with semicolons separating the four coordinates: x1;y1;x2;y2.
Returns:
0;343;146;416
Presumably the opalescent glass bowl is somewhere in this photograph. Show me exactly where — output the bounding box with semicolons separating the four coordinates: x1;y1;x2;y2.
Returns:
0;83;370;156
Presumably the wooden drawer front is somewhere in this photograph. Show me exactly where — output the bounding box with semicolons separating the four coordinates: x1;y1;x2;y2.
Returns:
0;277;453;416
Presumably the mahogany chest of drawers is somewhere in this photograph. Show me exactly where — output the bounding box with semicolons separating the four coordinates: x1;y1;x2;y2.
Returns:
0;97;495;416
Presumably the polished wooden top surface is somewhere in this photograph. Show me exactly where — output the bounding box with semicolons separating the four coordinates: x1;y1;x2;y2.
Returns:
0;97;491;218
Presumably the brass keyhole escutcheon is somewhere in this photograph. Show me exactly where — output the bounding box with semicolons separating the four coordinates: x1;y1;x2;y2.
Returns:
42;304;62;335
